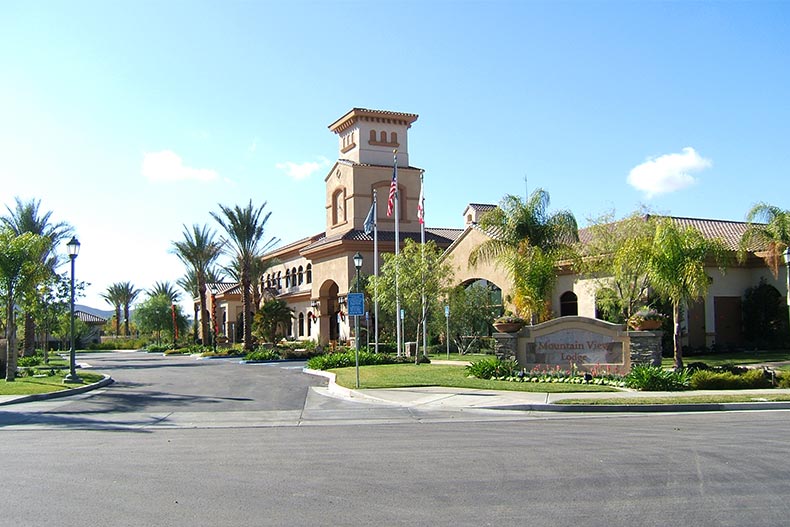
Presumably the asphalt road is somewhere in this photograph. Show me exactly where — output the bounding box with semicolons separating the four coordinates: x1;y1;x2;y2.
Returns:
1;352;789;526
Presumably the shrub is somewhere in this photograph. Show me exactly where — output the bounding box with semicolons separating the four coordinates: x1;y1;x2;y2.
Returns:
690;368;773;390
624;365;691;391
246;348;281;362
306;351;398;371
145;344;171;353
778;372;790;389
466;358;519;380
18;356;42;368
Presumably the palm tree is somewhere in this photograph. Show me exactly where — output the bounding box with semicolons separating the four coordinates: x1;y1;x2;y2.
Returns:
646;219;729;370
101;283;123;336
211;201;278;351
739;202;790;278
2;197;72;355
178;266;224;343
222;254;279;310
0;228;49;380
149;281;181;303
253;299;294;344
469;189;578;322
171;224;222;345
116;281;141;336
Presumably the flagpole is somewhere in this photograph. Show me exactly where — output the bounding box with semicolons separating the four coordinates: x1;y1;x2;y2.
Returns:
420;170;427;359
373;190;379;354
393;150;402;358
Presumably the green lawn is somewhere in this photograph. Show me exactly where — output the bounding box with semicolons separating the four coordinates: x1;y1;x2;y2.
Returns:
426;352;490;362
331;363;617;392
0;372;105;396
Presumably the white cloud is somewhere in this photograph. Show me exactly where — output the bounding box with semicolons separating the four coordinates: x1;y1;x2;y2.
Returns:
627;147;711;198
275;157;330;180
141;150;219;183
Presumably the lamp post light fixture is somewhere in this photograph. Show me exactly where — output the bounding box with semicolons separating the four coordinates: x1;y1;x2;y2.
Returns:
64;236;82;384
353;252;363;389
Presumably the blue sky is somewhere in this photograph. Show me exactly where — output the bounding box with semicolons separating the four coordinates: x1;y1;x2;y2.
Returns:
2;0;788;312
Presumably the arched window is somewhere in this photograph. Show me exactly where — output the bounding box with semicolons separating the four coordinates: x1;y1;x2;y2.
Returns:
380;131;387;142
277;271;282;289
285;269;291;288
390;132;398;144
298;266;304;285
298;313;305;337
306;264;312;284
332;188;346;225
307;313;312;337
291;267;297;281
560;291;578;317
369;130;376;142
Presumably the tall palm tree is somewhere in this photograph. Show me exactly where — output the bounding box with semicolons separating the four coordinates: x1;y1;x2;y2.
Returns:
171;224;222;345
211;201;278;351
222;254;279;310
101;283;123;336
739;202;790;278
177;266;224;343
148;281;181;303
2;197;72;355
116;281;141;336
469;189;578;322
647;219;728;370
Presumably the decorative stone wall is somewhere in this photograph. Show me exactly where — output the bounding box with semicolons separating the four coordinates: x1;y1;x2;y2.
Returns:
627;331;663;367
491;317;664;374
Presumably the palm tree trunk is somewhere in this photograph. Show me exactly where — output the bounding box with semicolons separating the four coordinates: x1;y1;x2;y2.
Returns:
114;307;121;336
23;312;35;357
198;280;209;346
5;291;18;381
242;270;253;352
673;302;683;370
124;305;131;336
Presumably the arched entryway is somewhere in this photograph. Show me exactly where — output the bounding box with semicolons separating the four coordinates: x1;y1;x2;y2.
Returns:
317;280;340;346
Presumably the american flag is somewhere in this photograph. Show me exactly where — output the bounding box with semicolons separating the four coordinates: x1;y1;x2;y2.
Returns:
387;161;397;217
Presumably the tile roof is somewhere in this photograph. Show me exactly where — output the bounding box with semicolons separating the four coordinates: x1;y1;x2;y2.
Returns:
302;227;463;252
76;310;107;324
467;203;497;213
577;215;762;251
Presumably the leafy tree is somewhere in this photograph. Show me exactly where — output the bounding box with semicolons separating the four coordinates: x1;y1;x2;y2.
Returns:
739;202;790;277
253;299;294;344
135;294;187;344
434;282;497;354
469;189;578;322
2;197;72;355
52;312;90;351
211;201;278;352
579;210;657;321
368;239;454;349
171;224;222;345
742;278;789;346
0;228;50;380
646;218;729;369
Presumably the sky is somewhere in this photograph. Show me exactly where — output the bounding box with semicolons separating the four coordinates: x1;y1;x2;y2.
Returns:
2;0;788;315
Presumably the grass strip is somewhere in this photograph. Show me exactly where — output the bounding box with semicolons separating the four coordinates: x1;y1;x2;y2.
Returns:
0;372;105;396
554;394;790;405
331;364;617;392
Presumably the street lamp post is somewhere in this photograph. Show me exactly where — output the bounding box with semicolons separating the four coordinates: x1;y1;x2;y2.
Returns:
353;252;363;389
64;236;82;384
444;305;450;360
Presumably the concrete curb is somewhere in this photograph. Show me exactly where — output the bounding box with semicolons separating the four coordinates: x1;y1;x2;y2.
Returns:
0;374;114;406
302;367;790;413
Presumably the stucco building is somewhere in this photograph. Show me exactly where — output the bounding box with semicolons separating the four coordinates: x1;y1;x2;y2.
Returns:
201;107;789;351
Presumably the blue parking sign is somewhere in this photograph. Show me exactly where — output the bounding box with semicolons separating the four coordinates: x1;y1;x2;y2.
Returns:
347;293;365;316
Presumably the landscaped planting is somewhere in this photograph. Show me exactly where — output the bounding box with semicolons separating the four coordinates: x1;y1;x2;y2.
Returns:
306;350;415;370
624;365;691;391
466;357;626;387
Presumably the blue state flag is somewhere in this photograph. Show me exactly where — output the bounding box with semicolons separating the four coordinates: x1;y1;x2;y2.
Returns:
363;203;375;235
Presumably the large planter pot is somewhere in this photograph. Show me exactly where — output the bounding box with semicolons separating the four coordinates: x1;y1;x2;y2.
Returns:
493;322;524;333
629;319;662;331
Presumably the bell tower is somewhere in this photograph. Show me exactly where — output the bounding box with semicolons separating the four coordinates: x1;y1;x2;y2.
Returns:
324;108;421;236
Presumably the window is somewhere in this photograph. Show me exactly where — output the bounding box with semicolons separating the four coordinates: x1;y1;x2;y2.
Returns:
391;132;397;144
298;313;305;337
285;269;291;288
560;291;578;317
369;130;376;142
380;131;387;142
298;266;304;285
307;313;312;336
277;271;282;289
332;188;346;225
306;264;312;284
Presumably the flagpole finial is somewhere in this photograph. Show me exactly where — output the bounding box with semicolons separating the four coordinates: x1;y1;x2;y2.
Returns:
393;149;398;155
